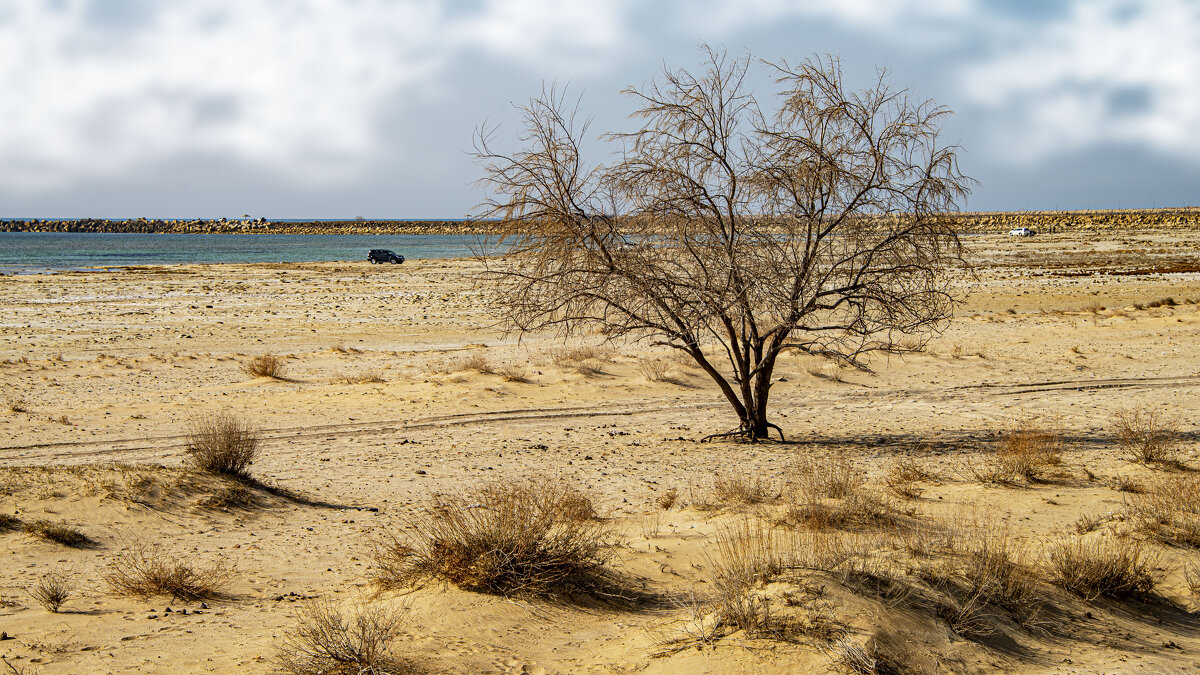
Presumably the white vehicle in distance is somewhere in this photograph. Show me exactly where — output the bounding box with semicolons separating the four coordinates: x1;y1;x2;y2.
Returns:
1008;227;1036;236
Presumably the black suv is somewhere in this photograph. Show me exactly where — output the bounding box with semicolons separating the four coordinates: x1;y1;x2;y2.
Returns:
367;249;404;264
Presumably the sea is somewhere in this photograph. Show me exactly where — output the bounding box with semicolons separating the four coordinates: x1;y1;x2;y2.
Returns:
0;232;484;274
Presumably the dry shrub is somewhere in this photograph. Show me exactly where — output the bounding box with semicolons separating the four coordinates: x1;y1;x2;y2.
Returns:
5;397;28;413
275;600;410;675
243;353;287;379
790;456;865;501
885;457;936;500
1045;537;1156;600
825;638;882;674
1185;563;1200;599
499;363;531;383
197;484;257;510
1110;473;1144;493
551;346;612;375
372;478;614;597
185;413;259;479
103;540;233;600
656;487;679;510
996;426;1063;480
23;519;91;547
1146;297;1177;308
336;370;385;384
781;492;902;532
1114;407;1179;465
0;513;20;530
650;520;845;652
1125;473;1200;547
708;472;776;507
956;526;1038;613
450;351;494;374
30;571;73;612
964;425;1063;485
636;358;677;383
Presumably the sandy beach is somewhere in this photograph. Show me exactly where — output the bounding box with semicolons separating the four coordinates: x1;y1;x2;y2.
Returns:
3;231;1200;673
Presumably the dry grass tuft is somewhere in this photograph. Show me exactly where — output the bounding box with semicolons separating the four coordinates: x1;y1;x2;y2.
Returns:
450;351;494;374
197;484;257;510
825;637;882;674
5;397;28;413
336;370;385;384
885;457;937;500
656;488;679;510
243;353;287;379
1045;537;1157;600
964;425;1063;484
636;358;680;384
704;472;777;507
185;413;260;479
30;571;73;612
552;346;613;375
0;513;20;530
789;456;865;501
103;540;233;600
780;492;903;532
1114;407;1179;465
275;600;411;675
23;519;91;547
1125;473;1200;547
372;477;615;598
649;520;845;653
499;363;531;383
1110;473;1144;493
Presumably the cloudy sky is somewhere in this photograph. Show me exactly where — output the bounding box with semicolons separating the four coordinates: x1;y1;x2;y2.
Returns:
2;0;1199;218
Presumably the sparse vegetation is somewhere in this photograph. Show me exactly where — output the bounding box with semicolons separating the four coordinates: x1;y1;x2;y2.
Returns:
336;370;385;384
23;519;91;547
499;363;531;383
243;353;288;379
1046;537;1156;600
5;397;27;413
103;540;233;600
636;358;677;384
197;483;257;510
185;413;260;479
965;425;1063;484
275;600;410;675
655;488;679;510
789;456;865;501
699;472;777;508
885;457;937;500
372;478;615;597
1125;473;1200;547
1114;406;1179;465
451;351;494;374
30;571;73;612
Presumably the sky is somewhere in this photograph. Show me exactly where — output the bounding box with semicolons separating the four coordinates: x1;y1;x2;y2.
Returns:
2;0;1199;219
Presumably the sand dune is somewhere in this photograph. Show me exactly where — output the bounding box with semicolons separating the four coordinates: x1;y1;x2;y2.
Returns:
2;232;1200;673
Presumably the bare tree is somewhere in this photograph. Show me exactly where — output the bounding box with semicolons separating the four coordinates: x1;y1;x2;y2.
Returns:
475;48;971;440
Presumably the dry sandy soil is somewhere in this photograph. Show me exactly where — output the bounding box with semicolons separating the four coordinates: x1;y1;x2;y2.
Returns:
2;232;1200;674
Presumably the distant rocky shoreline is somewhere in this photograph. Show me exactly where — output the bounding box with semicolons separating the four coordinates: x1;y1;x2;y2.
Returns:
3;208;1200;234
0;218;484;235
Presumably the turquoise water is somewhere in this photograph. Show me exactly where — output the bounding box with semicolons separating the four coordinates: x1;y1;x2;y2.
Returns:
0;232;481;273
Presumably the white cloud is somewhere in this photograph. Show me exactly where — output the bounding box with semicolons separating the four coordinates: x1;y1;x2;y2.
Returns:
675;0;976;42
0;0;629;190
961;0;1200;163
